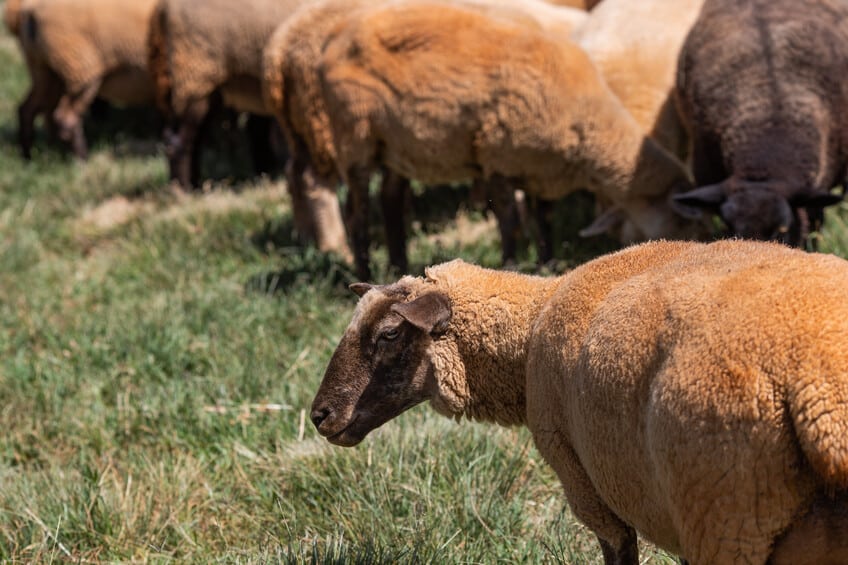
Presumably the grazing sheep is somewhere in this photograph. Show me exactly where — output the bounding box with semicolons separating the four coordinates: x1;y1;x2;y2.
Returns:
673;0;847;247
13;0;158;159
312;239;848;564
312;2;700;279
149;0;308;188
572;0;706;241
262;0;588;275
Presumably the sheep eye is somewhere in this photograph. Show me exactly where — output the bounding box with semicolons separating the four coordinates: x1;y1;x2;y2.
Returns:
380;328;400;341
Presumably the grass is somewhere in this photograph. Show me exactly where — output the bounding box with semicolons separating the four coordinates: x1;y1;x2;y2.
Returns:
2;9;848;563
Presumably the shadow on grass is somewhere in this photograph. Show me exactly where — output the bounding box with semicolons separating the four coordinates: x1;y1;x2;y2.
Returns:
244;247;358;296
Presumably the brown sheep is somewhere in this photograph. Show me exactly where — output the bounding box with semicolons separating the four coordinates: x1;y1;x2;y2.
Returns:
673;0;847;247
313;2;701;279
149;0;308;188
13;0;158;159
312;239;848;564
263;0;589;274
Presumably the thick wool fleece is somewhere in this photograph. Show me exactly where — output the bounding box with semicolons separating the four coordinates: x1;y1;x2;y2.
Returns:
384;240;848;563
316;2;699;240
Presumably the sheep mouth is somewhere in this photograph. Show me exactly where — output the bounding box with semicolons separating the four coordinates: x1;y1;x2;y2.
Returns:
326;415;366;447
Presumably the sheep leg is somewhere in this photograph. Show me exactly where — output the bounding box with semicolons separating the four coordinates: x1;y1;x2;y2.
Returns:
286;148;318;240
379;169;409;273
537;439;639;565
344;166;372;281
533;197;554;264
53;78;101;160
168;96;211;189
17;66;60;160
246;114;276;175
486;176;520;265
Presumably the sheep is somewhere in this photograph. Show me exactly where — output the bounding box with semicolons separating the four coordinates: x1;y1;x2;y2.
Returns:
572;0;706;240
148;0;309;189
12;0;158;160
673;0;847;247
309;2;701;279
262;0;589;275
311;238;848;564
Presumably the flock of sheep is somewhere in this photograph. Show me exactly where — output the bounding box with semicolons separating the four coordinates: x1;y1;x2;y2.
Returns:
7;0;848;563
7;0;848;280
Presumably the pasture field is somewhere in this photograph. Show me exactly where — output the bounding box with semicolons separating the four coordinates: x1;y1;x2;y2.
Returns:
2;11;847;563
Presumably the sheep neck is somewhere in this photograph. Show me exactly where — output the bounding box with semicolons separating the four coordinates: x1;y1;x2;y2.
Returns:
426;267;561;427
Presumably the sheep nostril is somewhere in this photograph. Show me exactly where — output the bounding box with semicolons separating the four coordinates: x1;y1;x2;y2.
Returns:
311;407;332;429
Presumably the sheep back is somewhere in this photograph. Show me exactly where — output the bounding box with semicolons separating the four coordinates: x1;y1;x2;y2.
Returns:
318;2;630;196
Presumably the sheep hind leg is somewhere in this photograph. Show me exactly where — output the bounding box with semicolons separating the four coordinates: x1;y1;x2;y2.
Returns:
344;166;373;281
379;169;409;274
17;66;60;160
53;78;101;160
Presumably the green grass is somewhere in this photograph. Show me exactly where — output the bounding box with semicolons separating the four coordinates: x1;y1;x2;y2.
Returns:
3;10;848;563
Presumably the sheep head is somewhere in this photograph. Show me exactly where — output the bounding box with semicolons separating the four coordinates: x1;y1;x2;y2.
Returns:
311;282;451;447
673;180;842;247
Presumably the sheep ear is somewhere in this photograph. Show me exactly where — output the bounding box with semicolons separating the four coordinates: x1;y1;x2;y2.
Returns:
391;292;451;335
349;283;374;297
579;207;625;238
671;183;726;218
791;192;843;209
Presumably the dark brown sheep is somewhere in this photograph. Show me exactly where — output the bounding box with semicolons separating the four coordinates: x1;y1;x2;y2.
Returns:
673;0;847;247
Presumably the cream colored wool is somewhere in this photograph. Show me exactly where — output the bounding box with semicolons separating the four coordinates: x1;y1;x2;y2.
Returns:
574;0;705;160
315;239;848;564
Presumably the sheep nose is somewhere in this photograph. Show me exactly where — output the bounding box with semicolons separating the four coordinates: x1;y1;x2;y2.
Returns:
311;407;332;429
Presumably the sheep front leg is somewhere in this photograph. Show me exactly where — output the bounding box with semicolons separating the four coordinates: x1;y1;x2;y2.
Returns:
53;78;101;160
344;166;372;281
379;169;409;273
534;434;639;565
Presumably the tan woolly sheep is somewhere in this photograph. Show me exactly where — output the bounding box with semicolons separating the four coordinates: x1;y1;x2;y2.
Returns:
312;239;848;564
263;0;589;276
149;0;310;188
311;2;701;279
13;0;158;159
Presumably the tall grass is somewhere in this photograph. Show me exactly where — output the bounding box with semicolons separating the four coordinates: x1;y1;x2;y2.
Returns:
2;8;847;563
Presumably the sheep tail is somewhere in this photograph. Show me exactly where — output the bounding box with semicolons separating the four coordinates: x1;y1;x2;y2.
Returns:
787;375;848;491
2;0;22;37
146;0;172;119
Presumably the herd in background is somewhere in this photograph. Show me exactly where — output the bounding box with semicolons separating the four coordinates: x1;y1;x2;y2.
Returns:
5;0;848;279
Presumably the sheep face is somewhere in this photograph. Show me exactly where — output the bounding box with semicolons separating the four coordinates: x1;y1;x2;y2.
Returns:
311;284;451;447
673;181;842;246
